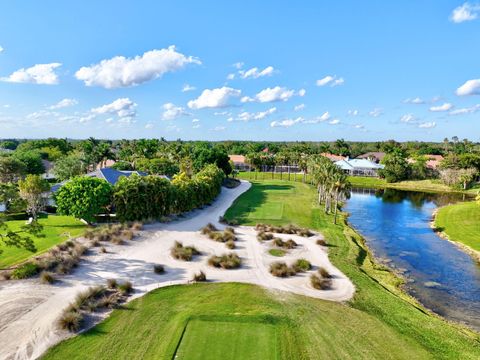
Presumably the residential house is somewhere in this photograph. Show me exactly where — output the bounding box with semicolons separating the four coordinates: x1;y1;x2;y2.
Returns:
321;153;346;162
356;152;386;163
228;155;249;171
335;158;384;177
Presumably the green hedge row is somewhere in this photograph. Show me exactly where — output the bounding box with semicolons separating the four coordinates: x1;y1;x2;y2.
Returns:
113;164;224;222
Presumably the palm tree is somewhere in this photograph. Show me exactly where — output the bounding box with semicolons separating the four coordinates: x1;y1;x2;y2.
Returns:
331;172;351;224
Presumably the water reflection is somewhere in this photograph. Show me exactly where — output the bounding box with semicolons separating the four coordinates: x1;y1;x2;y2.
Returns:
345;188;480;331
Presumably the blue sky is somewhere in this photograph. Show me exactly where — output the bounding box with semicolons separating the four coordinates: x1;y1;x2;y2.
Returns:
0;1;479;141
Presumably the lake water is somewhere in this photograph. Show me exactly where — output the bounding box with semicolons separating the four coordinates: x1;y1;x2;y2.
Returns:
344;188;480;331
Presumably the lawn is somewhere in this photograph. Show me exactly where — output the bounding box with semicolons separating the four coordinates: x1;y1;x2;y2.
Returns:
435;201;480;252
43;180;480;359
0;215;86;268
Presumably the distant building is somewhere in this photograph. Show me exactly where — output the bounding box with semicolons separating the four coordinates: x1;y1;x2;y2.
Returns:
425;155;444;170
321;153;346;162
96;159;117;170
356;152;386;163
42;159;56;180
229;155;249;171
335;158;384;177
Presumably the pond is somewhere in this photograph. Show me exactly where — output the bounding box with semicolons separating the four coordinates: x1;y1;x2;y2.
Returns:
344;188;480;331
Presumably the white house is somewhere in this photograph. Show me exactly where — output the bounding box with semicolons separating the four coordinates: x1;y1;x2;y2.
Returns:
334;158;384;177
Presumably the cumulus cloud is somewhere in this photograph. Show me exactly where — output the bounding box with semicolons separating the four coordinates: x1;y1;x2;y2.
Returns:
233;62;244;69
244;86;303;103
1;63;61;85
49;98;78;109
304;111;331;124
369;108;383;117
418;121;436;129
212;126;226;131
294;104;305;111
329;119;340;125
236;107;277;121
400;113;416;123
188;87;241;109
192;118;200;123
270;117;304;128
226;73;235;80
449;104;480;115
429;102;453;112
75;46;200;88
450;2;480;23
316;75;344;87
0;46;3;53
182;84;196;92
456;79;480;96
347;109;359;116
403;97;425;104
239;66;275;79
145;123;154;129
91;98;137;120
162;103;190;120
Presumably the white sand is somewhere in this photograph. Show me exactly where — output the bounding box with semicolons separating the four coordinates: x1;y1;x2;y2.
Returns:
0;180;355;360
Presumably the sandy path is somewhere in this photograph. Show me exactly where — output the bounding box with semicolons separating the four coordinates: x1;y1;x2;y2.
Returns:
0;180;355;360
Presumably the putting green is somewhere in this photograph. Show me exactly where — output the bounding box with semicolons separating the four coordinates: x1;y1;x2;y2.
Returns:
247;201;284;220
174;318;279;360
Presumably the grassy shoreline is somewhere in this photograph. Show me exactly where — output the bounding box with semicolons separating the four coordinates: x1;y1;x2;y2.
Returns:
434;201;480;261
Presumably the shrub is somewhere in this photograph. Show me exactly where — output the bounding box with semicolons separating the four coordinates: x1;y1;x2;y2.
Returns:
171;241;200;261
107;278;117;289
208;253;242;269
117;281;133;295
100;246;107;253
225;226;235;234
257;231;273;242
256;223;313;237
192;271;207;282
40;271;56;284
318;267;331;278
122;229;134;240
71;244;87;257
225;239;235;249
316;239;327;246
74;286;105;309
310;274;332;290
201;223;218;234
269;262;296;277
272;238;297;249
154;264;165;274
268;249;286;257
11;262;39;279
96;294;120;309
58;310;83;332
293;259;311;272
131;221;143;231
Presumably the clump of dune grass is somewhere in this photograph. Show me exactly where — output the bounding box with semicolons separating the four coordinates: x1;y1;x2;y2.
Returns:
208;253;242;269
269;262;297;277
272;237;297;249
107;278;117;289
293;258;312;272
310;274;332;290
40;271;56;284
117;281;133;295
192;271;207;282
171;241;201;261
318;267;332;278
256;223;313;237
225;239;235;249
58;310;83;332
316;239;327;246
257;231;274;242
154;264;165;274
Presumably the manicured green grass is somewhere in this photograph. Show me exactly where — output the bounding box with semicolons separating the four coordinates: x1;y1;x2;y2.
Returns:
43;180;480;360
247;201;284;220
175;318;279;360
435;201;480;252
268;248;286;257
0;215;85;268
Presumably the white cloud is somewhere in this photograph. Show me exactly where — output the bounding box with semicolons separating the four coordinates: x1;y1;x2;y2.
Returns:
249;86;298;103
193;124;200;129
240;96;254;103
369;108;383;117
162;103;190;120
449;104;480;115
450;2;480;23
456;79;480;96
294;104;305;111
91;98;137;120
192;118;200;123
304;111;331;123
418;121;436;129
329;119;340;125
145;123;154;129
187;87;241;109
400;113;416;123
236;107;277;121
0;46;3;53
233;62;244;69
182;84;196;92
429;102;453;112
270;117;304;128
298;88;306;97
49;98;78;109
347;109;359;116
354;124;364;129
213;126;226;131
239;66;275;79
1;63;61;85
75;46;200;88
403;97;425;104
316;75;344;87
226;73;235;80
214;111;231;116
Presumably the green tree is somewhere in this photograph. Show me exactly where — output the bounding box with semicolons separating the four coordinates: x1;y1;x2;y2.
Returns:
13;150;45;175
53;153;87;181
18;175;50;220
0;157;26;183
378;149;410;183
55;177;112;224
0;215;40;256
